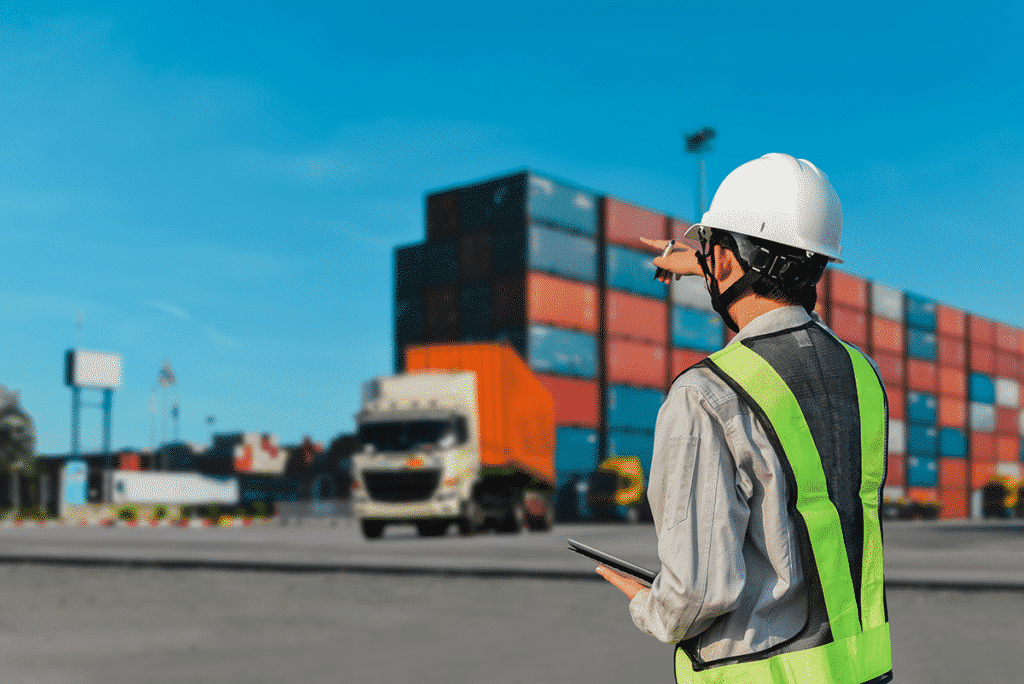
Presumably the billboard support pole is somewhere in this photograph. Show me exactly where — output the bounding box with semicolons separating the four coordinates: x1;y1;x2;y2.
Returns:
102;389;113;502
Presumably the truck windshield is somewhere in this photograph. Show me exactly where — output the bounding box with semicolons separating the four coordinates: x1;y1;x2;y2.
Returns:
358;420;455;452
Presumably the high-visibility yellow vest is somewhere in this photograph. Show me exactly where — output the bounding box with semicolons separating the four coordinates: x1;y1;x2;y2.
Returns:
675;323;892;684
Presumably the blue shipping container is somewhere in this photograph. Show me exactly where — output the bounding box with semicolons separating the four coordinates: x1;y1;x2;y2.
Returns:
459;281;491;337
606;244;665;300
672;306;724;352
906;392;937;425
939;428;967;458
606;430;655;480
424;239;458;285
554;471;593;522
907;455;938;487
969;373;996;404
491;227;526;274
905;292;937;332
457;174;526;231
527;223;598;283
906;328;937;361
528;173;598;236
555;426;599;475
528;324;597;379
907;424;938;455
606;385;664;432
395;243;425;296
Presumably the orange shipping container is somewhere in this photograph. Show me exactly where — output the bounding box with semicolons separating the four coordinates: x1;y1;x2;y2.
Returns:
996;351;1020;379
996;323;1020;352
886;385;905;420
535;374;599;428
830;270;868;310
937;334;966;368
996;434;1019;461
971;461;997;489
604;197;666;247
672;347;710;381
874;351;904;387
906;359;937;393
816;272;829;317
936;304;966;338
970;433;996;461
886;453;905;488
606;337;667;389
527;272;598;334
938;489;968;519
830;305;868;348
871;316;904;355
969;345;996;374
405;343;556;484
968;315;996;346
906;486;937;503
119;452;142;471
605;289;668;345
937;366;966;399
939;457;967;489
937;395;967;428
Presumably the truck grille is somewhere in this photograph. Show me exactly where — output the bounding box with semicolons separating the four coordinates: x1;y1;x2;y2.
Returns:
363;469;442;503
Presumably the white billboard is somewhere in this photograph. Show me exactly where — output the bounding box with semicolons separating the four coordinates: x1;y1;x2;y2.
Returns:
66;349;123;389
112;471;239;505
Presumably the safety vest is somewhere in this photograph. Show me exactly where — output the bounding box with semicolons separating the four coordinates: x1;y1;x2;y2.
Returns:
675;322;892;684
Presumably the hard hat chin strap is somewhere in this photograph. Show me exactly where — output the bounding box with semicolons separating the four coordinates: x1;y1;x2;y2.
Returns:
695;236;754;334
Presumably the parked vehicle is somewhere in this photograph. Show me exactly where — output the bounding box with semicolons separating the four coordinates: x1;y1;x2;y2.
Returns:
352;342;555;539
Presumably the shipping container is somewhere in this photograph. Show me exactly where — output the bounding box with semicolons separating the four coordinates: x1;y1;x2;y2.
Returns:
907;455;938;487
829;305;868;349
528;173;599;235
536;374;599;428
907;424;938;456
492;328;528;360
459;230;493;281
604;197;666;247
606;289;669;345
997;406;1019;434
996;351;1020;379
606;244;665;300
669;218;695;243
491;227;526;274
906;359;938;394
874;352;905;387
907;392;937;425
395;294;425;344
997;434;1019;462
606;384;664;433
606;430;655;478
936;304;966;338
830;270;868;310
528;324;597;379
971;461;997;490
424;239;458;285
1019;410;1024;436
969;373;996;404
395;243;426;296
998;461;1022;480
871;316;904;355
555;426;599;474
970;402;996;433
971;432;996;461
871;283;904;321
937;395;967;429
907;329;937;361
886;453;906;488
939;489;968;519
672;306;724;352
906;486;938;504
491;273;526;329
937;366;966;400
968;315;996;346
815;275;828;319
672;348;711;381
460;281;492;337
904;293;937;331
939;428;967;458
996;323;1021;352
670;275;715;312
456;173;526;231
889;419;906;455
527;223;598;283
118;452;142;471
527;272;599;334
937;334;966;368
886;385;905;420
423;284;459;342
969;344;996;375
426;191;459;240
605;337;667;389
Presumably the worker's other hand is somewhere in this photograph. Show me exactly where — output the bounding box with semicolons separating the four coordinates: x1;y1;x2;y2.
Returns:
639;237;705;282
596;565;645;600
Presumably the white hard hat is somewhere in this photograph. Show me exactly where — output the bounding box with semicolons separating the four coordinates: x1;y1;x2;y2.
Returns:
685;153;843;263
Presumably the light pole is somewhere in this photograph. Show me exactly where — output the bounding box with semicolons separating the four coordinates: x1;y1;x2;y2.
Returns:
684;127;717;222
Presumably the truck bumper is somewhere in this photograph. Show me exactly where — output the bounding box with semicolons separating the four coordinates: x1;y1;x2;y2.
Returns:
353;496;463;521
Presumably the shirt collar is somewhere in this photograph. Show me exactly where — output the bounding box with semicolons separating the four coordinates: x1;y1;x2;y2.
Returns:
727;306;813;347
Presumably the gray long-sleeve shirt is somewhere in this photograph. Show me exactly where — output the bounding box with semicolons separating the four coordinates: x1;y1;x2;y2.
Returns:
629;305;872;661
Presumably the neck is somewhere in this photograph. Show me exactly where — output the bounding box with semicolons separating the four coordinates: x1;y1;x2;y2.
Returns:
727;293;793;331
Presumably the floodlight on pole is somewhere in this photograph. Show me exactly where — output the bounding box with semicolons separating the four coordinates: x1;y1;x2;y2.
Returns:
684;127;717;222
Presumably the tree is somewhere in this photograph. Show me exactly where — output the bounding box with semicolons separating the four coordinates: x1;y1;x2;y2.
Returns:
0;385;37;476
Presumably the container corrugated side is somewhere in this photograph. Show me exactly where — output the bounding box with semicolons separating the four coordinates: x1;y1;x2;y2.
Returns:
938;367;966;399
1018;410;1024;436
871;317;904;355
887;385;905;420
996;323;1021;352
528;324;598;379
907;329;937;361
426;190;460;240
874;352;905;387
605;289;669;345
969;402;996;433
603;197;666;248
871;283;904;320
907;392;937;424
423;284;459;342
404;342;555;484
936;304;966;338
937;396;967;428
527;223;598;283
606;384;664;433
970;433;995;461
938;488;968;518
886;453;906;488
969;373;996;403
554;426;599;474
536;374;599;428
906;359;938;393
971;461;997;489
939;428;967;457
606;244;664;300
672;348;710;381
889;419;906;454
830;270;868;310
457;173;527;231
969;345;996;374
605;337;667;389
528;173;598;236
670;275;715;312
491;228;527;274
995;378;1020;408
527;272;599;334
939;454;967;482
996;351;1020;379
907;455;938;487
671;306;724;352
996;408;1018;435
968;315;996;346
996;434;1019;461
907;424;938;455
937;334;966;368
395;243;426;296
460;281;491;338
605;430;655;480
829;305;868;349
904;293;937;332
424;239;458;285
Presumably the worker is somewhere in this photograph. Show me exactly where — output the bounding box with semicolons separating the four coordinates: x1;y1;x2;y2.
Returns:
598;153;892;684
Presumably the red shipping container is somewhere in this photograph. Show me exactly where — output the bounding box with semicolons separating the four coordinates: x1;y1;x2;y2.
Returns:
969;344;996;374
906;359;937;393
906;487;937;503
871;316;904;355
937;396;967;429
119;452;141;471
536;374;599;428
936;334;966;368
725;327;737;345
939;489;968;519
604;197;666;247
970;433;996;461
604;289;668;345
874;351;904;387
527;272;598;334
816;272;829;316
672;348;710;380
936;304;966;339
937;366;966;399
886;385;905;420
996;323;1020;352
996;434;1019;461
886;453;905;488
830;305;868;348
669;218;697;245
996;350;1020;379
939;457;967;490
971;461;997;489
830;270;868;310
606;337;668;390
968;315;996;346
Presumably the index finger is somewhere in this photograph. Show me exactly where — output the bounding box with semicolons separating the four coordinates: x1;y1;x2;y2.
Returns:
638;236;672;252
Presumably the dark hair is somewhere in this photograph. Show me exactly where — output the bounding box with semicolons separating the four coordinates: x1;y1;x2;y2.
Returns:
709;231;828;310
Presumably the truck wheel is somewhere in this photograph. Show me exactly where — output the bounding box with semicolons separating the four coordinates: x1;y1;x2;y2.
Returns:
496;498;525;534
416;520;449;537
457;499;484;536
361;520;385;539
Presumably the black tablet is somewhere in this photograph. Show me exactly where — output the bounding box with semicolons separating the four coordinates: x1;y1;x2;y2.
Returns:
566;537;657;586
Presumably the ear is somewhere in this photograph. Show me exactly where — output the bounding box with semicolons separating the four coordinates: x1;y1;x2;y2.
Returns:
713;244;738;283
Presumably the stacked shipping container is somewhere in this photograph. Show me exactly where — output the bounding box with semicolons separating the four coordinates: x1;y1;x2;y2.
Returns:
398;169;1024;520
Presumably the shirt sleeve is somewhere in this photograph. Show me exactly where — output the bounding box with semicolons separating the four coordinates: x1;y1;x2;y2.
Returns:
628;380;751;644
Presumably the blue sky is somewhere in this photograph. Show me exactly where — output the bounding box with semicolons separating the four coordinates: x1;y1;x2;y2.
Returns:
2;1;1021;455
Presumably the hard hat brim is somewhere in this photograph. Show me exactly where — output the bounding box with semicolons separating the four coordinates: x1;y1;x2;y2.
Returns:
684;223;844;264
